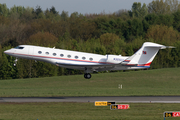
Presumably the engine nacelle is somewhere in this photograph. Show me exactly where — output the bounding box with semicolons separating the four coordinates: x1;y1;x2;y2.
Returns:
106;55;125;64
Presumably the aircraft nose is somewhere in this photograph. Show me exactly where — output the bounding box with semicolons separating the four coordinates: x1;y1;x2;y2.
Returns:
4;49;13;55
4;50;8;54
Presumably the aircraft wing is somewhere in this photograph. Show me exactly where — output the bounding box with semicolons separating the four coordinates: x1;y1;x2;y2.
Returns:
55;62;119;72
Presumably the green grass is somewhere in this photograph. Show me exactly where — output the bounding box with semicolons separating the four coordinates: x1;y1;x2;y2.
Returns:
0;68;180;120
0;68;180;97
0;102;179;120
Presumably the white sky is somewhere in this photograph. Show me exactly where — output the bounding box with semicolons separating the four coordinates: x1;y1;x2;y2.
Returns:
0;0;156;15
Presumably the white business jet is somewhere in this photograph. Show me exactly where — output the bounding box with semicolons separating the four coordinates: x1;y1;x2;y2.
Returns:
4;42;174;79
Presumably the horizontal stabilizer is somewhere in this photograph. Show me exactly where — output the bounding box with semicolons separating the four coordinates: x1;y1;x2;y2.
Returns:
165;46;175;49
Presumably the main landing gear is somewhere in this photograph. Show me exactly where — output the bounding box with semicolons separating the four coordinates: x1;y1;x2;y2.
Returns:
84;73;91;79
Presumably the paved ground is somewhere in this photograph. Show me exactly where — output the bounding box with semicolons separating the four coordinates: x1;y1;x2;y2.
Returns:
1;96;180;103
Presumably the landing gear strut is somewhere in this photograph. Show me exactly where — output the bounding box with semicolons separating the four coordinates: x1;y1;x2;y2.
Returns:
84;73;91;79
14;58;18;66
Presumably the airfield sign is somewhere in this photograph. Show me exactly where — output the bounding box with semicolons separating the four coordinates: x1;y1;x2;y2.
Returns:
164;112;180;117
95;101;115;106
173;112;180;117
110;104;130;110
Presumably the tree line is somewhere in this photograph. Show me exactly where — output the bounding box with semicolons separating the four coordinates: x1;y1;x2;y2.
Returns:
1;0;180;79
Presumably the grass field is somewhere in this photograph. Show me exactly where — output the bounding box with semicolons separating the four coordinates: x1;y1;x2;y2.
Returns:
0;68;180;120
0;102;179;120
0;68;180;97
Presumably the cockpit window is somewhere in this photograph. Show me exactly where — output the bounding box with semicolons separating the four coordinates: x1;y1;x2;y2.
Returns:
15;46;24;49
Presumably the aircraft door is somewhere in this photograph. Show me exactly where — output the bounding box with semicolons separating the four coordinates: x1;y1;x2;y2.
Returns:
28;47;34;59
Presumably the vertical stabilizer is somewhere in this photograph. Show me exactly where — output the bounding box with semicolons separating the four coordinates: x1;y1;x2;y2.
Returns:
122;42;172;67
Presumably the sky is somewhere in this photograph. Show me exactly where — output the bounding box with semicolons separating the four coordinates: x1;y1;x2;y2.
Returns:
0;0;154;15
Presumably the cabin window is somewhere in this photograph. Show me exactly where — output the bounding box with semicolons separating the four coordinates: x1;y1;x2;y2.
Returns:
89;58;93;61
53;53;56;56
67;55;71;58
15;46;24;49
82;57;86;60
45;52;49;55
60;54;64;57
75;56;78;59
38;51;42;54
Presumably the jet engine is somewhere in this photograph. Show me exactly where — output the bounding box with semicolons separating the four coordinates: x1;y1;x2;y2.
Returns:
106;55;124;64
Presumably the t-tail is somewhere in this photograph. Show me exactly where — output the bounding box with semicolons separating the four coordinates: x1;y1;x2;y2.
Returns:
121;42;175;68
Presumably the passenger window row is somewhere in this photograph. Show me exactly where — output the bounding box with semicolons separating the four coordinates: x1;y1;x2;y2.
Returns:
38;51;93;61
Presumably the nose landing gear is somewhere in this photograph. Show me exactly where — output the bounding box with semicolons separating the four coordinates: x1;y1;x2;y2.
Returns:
14;58;18;66
84;73;91;79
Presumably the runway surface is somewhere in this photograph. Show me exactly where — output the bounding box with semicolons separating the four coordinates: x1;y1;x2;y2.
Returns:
1;96;180;103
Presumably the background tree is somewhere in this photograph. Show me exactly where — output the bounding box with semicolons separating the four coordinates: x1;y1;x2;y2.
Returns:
50;6;58;15
60;10;69;21
32;5;45;19
115;9;130;20
166;0;180;13
14;7;34;23
173;10;180;32
27;32;58;46
129;2;148;18
148;0;180;14
145;25;180;44
0;2;179;79
0;4;9;17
